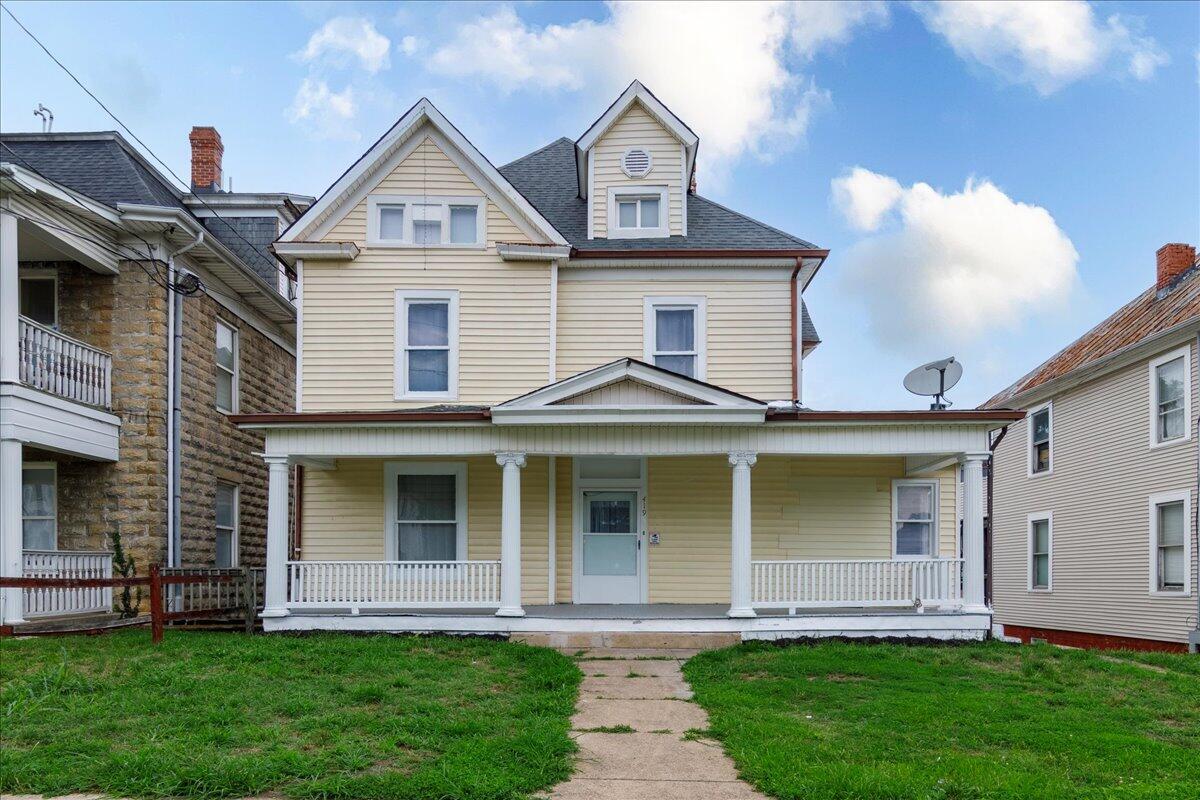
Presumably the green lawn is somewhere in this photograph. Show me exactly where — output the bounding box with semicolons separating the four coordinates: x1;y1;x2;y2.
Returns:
1;630;581;799
684;640;1200;800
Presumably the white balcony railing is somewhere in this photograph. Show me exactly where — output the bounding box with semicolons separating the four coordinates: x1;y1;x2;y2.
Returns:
22;550;114;618
751;558;964;610
18;316;112;408
288;560;502;609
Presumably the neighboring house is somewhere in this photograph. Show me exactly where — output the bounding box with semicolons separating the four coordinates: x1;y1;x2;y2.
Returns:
234;82;1020;641
0;128;309;627
985;244;1200;652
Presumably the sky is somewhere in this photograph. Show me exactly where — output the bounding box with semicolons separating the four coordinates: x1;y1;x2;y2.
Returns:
2;0;1197;409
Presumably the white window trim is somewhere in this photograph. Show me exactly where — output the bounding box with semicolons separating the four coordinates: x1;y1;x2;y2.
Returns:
1027;401;1052;478
1148;345;1192;449
366;194;486;249
18;269;59;328
1027;512;1052;592
394;289;459;402
215;482;239;568
21;462;57;551
642;296;707;381
891;478;940;560
383;462;468;561
1148;489;1191;596
607;184;669;239
215;319;239;414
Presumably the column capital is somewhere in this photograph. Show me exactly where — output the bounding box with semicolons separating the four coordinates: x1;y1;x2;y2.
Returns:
496;451;527;468
728;451;757;468
262;454;290;467
958;451;990;464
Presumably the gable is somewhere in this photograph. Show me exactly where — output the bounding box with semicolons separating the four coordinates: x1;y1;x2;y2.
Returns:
551;378;708;406
590;103;685;239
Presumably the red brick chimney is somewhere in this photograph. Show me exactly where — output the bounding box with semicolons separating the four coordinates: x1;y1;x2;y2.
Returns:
189;126;223;192
1156;243;1196;290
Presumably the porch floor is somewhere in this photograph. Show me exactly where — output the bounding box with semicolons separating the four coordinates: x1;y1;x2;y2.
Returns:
328;603;964;620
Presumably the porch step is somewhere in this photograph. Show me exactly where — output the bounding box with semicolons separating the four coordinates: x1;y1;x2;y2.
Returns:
4;612;137;636
510;631;740;652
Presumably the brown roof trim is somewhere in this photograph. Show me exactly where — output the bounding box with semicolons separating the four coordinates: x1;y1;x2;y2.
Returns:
766;409;1025;422
229;410;491;425
570;248;830;260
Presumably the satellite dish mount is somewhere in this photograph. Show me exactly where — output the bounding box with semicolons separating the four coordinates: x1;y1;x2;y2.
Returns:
903;357;963;411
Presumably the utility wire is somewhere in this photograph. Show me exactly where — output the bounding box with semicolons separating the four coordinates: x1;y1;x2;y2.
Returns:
1;1;296;285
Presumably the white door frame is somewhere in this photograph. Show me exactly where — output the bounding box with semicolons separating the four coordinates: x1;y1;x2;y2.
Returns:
572;457;648;604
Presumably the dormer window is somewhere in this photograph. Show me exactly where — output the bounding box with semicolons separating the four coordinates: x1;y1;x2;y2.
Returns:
367;195;485;247
608;186;668;239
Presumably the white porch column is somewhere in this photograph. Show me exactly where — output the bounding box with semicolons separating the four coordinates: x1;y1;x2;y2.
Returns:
728;451;757;618
960;452;988;611
0;438;24;624
1;210;18;385
496;451;526;617
261;454;291;618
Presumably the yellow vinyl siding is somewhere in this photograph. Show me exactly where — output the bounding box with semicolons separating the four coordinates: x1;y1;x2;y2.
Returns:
302;136;550;411
555;456;574;603
557;278;792;399
591;104;684;238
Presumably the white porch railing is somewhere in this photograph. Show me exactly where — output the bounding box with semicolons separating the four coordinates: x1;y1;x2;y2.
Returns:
22;550;114;618
287;560;502;609
751;558;964;610
18;316;113;408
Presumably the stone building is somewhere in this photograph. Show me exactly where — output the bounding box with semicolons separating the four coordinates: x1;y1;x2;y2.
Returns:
0;128;307;624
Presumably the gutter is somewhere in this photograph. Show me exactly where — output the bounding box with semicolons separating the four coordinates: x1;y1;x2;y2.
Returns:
570;247;829;260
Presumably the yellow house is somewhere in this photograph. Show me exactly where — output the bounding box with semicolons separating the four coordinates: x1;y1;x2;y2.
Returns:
236;82;1021;641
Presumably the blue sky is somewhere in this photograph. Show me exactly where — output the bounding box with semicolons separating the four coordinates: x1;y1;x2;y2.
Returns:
2;1;1197;408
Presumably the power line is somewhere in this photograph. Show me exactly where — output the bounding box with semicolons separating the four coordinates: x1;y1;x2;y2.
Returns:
1;1;295;285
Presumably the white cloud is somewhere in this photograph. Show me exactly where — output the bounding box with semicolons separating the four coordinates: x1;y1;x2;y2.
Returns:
296;17;391;74
286;78;358;140
834;169;1078;350
399;35;422;57
429;2;887;183
916;1;1167;95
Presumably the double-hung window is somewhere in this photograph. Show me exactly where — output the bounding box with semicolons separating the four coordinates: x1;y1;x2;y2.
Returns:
1028;513;1051;591
22;464;57;550
1150;347;1190;446
367;195;484;247
215;320;238;413
1028;403;1051;475
608;186;668;238
395;290;459;400
1149;491;1189;594
215;482;238;568
385;463;467;561
892;480;938;558
643;296;705;379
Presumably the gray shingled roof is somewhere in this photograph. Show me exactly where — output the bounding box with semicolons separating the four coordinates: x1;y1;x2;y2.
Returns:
499;138;818;251
202;216;279;286
800;301;819;346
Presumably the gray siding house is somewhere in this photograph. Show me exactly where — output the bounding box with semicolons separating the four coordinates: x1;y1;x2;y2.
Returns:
985;243;1200;651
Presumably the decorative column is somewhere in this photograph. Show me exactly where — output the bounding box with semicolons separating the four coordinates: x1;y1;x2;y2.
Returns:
496;452;527;617
960;453;988;611
1;210;18;385
0;437;23;625
261;454;291;618
727;451;757;618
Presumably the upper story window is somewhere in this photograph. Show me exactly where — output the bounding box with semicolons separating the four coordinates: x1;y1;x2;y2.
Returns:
367;195;485;247
643;296;706;380
892;479;938;559
215;320;239;413
215;482;238;568
1028;513;1051;591
1148;490;1189;595
1028;403;1051;476
19;271;57;327
1150;347;1191;447
608;186;668;239
395;290;459;401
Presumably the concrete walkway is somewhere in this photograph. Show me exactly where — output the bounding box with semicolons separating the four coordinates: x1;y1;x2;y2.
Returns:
543;648;766;800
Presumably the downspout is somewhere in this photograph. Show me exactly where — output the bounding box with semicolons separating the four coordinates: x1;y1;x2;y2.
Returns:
790;258;801;405
167;230;204;571
1193;334;1200;652
986;425;1010;609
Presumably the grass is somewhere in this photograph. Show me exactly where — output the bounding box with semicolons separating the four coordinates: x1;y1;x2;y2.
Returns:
575;724;634;734
684;640;1200;800
0;630;581;799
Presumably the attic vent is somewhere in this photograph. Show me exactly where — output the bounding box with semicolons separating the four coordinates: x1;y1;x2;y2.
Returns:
621;148;652;178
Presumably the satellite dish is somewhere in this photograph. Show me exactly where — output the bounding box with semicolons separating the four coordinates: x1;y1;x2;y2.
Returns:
904;357;962;410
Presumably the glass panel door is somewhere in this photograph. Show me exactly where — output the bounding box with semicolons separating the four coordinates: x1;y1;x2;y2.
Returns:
578;490;642;603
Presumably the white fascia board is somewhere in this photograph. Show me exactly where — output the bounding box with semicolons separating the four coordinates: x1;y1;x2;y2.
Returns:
1;163;122;224
490;407;766;425
575;81;698;200
282;99;567;246
273;241;359;265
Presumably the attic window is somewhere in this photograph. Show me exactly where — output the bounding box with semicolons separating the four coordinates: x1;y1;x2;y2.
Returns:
367;195;485;247
621;148;652;178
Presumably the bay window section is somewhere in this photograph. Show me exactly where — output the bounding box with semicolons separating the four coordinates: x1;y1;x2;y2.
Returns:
893;480;937;558
395;290;458;400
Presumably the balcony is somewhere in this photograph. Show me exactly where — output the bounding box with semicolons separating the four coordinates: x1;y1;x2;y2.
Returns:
18;316;112;409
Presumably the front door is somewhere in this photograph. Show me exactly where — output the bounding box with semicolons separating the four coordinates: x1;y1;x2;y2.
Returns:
576;490;645;603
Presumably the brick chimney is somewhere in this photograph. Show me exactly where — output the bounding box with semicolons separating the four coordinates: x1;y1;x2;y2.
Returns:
189;126;223;192
1156;243;1196;290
